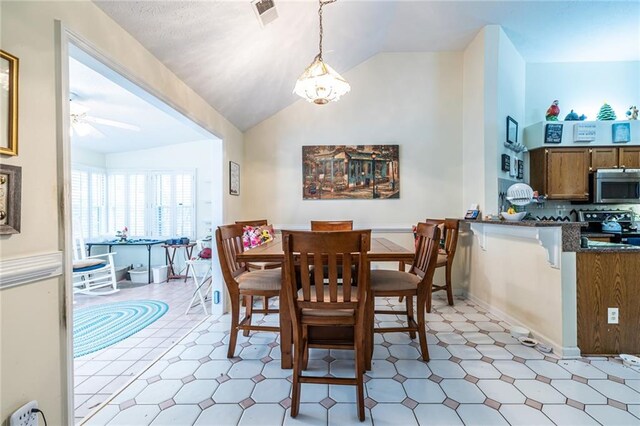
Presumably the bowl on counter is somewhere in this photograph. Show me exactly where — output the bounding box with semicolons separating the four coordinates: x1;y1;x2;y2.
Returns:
501;211;527;222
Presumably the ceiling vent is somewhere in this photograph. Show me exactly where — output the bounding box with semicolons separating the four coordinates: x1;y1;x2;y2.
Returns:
251;0;278;28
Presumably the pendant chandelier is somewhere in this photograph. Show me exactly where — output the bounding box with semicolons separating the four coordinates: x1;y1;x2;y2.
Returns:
293;0;350;105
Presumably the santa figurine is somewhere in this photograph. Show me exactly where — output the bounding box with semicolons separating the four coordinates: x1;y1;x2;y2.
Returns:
546;100;560;121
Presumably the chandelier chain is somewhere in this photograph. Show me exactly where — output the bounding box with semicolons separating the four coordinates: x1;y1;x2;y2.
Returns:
317;0;337;61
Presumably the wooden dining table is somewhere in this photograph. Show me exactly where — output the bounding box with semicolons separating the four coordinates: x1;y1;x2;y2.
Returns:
236;235;415;369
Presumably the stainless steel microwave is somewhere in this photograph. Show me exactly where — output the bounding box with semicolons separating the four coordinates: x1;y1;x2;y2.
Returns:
593;169;640;204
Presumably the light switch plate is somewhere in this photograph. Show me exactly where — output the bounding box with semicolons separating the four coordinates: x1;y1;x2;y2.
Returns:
608;307;619;324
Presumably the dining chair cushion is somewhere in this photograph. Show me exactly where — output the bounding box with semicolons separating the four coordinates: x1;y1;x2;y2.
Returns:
436;253;448;267
237;268;282;291
370;269;421;291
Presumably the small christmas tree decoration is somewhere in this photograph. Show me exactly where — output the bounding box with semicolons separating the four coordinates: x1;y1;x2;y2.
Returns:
597;103;617;120
546;100;560;121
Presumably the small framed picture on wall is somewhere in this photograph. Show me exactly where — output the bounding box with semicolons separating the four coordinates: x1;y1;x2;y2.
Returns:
229;161;240;196
506;116;518;145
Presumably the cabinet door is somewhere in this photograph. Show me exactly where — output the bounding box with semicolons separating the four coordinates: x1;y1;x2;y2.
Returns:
619;147;640;169
546;148;590;200
590;147;619;170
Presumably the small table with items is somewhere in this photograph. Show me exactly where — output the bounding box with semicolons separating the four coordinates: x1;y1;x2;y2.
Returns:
162;243;197;281
85;238;165;284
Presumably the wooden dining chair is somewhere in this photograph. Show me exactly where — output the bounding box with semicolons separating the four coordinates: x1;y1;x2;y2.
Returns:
282;229;371;422
235;219;280;313
424;218;460;312
310;220;354;231
216;224;281;357
370;223;440;361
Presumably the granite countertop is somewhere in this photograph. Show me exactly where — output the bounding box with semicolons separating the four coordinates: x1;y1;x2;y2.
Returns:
577;241;640;253
463;219;585;228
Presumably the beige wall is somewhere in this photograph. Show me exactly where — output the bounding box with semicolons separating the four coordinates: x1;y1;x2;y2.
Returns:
460;224;565;351
243;52;464;228
0;1;243;424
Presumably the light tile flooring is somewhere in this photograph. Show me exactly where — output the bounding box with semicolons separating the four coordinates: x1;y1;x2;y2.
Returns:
74;280;208;423
81;296;640;425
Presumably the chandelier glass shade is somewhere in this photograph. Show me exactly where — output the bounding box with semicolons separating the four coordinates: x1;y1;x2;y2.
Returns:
293;0;350;105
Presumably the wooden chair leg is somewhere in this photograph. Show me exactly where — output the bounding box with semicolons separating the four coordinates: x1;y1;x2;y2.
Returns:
398;296;404;303
426;280;434;313
302;325;309;370
406;296;416;339
445;263;454;306
243;295;253;337
263;296;269;314
290;328;304;418
417;294;430;362
228;296;240;358
355;326;366;422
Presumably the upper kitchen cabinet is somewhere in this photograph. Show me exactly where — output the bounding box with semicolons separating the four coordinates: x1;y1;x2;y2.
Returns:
619;147;640;169
590;147;618;170
529;148;590;200
589;146;640;170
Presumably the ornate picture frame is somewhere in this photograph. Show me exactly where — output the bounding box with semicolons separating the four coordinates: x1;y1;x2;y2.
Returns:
229;161;240;196
0;164;22;234
1;50;19;156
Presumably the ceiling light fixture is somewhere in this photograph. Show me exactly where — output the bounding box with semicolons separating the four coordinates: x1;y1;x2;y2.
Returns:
293;0;350;105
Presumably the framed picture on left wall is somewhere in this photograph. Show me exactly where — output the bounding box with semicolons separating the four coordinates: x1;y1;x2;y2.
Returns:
1;50;19;156
229;161;240;196
0;164;21;235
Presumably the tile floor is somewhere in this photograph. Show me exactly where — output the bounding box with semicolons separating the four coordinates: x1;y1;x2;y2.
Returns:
81;296;640;425
74;279;208;423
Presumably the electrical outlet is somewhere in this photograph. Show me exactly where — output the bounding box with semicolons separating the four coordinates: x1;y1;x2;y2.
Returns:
9;401;38;426
608;308;619;324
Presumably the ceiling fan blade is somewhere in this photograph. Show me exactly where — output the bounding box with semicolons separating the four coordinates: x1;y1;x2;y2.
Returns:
72;122;105;138
84;116;140;131
69;100;90;115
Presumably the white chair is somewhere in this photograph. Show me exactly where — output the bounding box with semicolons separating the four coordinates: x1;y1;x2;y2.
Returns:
72;229;119;295
186;259;213;314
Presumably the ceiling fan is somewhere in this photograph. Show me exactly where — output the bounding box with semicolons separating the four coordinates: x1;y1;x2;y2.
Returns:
69;95;140;137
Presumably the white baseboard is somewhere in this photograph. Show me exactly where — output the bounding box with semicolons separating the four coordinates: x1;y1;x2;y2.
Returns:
463;290;581;359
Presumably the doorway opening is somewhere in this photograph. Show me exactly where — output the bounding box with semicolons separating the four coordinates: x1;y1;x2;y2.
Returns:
64;41;224;423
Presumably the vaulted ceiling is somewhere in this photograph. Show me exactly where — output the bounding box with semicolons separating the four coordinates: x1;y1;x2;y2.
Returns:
95;1;640;131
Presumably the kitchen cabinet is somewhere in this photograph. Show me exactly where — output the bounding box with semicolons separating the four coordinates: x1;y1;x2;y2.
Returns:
577;252;640;355
529;148;590;200
589;147;618;170
589;146;640;170
619;147;640;169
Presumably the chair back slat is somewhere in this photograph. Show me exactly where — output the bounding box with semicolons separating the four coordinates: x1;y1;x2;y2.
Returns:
282;230;371;318
310;220;354;231
411;223;441;283
425;218;460;258
300;252;311;301
443;219;460;257
343;253;352;302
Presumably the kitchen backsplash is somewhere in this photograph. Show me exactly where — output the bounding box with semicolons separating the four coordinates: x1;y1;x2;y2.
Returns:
496;178;639;221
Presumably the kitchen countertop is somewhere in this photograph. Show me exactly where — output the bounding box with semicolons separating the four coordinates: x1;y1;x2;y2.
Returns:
464;219;585;228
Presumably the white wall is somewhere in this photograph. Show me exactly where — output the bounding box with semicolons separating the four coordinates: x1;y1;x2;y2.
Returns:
496;28;526;185
462;28;487;214
71;146;106;168
0;1;243;424
525;61;640;126
243;52;464;228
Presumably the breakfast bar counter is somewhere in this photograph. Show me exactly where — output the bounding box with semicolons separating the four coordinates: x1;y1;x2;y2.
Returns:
460;219;640;358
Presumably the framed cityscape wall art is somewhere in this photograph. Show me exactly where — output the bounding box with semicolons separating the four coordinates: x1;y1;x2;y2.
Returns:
302;145;400;200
